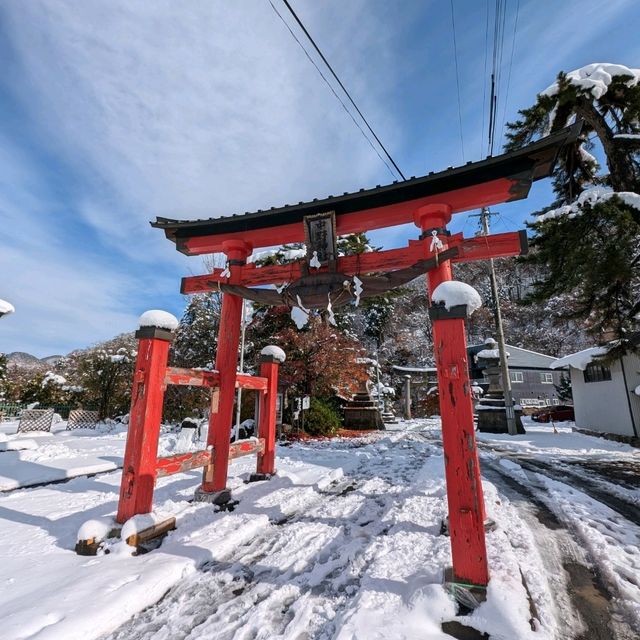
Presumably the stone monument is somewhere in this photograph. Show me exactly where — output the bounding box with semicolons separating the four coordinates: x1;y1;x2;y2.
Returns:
475;338;525;434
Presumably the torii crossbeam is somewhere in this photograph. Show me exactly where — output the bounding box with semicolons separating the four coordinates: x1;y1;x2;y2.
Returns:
152;123;579;590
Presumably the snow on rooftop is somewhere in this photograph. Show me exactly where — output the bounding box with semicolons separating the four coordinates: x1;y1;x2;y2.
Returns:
431;281;482;315
261;345;286;363
536;187;640;223
0;299;15;315
476;348;509;360
551;346;609;370
540;63;640;100
138;310;179;331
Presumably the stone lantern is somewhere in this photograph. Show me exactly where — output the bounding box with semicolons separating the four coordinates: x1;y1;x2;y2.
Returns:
475;338;525;434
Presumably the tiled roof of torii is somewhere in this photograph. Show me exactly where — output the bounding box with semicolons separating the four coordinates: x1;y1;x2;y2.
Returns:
152;122;581;253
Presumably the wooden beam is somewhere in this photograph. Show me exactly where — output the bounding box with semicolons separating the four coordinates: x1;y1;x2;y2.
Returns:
156;439;266;479
125;517;177;548
236;374;268;391
164;367;220;387
229;438;265;459
181;230;527;294
156;449;213;477
452;230;527;263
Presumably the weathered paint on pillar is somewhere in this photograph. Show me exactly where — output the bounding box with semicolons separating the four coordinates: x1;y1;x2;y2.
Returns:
415;204;489;587
201;239;252;495
256;355;280;476
117;327;173;524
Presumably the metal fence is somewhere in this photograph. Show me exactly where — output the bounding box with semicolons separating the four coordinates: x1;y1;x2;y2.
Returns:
0;403;98;422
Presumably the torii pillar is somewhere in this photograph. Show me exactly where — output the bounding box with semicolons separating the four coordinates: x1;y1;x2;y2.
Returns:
415;204;489;588
196;239;252;505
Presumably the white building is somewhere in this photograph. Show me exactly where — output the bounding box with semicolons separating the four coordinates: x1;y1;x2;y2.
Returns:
551;346;640;439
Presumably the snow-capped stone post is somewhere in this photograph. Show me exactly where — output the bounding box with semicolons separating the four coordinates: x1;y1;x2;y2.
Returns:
414;203;490;590
117;310;179;524
250;345;286;482
197;239;252;505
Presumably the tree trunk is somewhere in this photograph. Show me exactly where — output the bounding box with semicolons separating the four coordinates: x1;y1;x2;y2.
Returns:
575;99;638;192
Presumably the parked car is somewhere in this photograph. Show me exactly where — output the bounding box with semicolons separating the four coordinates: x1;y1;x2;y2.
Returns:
531;405;575;423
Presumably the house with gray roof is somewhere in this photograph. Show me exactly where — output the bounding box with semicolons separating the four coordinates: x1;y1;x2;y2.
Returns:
468;340;567;409
551;344;640;439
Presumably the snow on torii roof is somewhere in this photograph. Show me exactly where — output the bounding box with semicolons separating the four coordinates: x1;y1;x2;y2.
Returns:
152;123;581;255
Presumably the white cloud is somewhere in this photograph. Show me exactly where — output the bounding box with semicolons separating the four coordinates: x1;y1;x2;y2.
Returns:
0;0;408;355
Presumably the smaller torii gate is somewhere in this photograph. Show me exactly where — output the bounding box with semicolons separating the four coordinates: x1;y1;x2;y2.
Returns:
121;124;577;590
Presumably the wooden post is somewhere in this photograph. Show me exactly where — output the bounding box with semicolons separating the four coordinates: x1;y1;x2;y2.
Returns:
198;240;252;504
117;324;174;524
415;204;489;588
251;347;284;480
404;375;412;419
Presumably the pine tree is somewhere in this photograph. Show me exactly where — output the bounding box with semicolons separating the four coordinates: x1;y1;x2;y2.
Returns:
554;374;573;403
172;293;221;369
506;64;640;354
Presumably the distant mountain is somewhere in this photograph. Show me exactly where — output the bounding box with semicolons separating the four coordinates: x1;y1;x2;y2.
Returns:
6;352;64;368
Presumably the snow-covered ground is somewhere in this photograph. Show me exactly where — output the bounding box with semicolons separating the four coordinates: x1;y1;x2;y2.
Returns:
0;418;638;639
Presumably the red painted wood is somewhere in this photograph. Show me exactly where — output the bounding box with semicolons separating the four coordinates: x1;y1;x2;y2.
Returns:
419;207;489;587
156;440;266;478
164;367;220;387
156;449;212;478
201;240;251;495
117;336;171;524
256;359;279;476
181;231;524;293
180;178;519;254
236;374;268;391
229;438;265;459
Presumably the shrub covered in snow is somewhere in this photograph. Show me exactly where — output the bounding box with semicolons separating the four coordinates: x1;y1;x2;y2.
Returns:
304;398;341;437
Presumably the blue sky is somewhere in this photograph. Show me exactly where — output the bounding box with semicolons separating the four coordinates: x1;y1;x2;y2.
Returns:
1;0;638;356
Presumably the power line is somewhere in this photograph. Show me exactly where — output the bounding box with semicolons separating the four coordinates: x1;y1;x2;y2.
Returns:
481;0;490;157
275;0;406;181
487;0;508;156
449;0;466;162
498;0;520;150
267;1;398;180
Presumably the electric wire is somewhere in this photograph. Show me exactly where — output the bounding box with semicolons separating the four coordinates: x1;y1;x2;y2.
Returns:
449;0;466;162
276;0;406;180
498;0;520;150
481;0;490;157
267;0;398;180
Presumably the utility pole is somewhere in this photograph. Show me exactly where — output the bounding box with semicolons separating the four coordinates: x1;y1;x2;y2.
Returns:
478;207;518;435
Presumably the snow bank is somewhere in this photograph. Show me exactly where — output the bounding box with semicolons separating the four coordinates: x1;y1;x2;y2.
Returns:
138;309;179;331
431;281;482;315
0;298;15;315
536;186;640;222
260;345;286;362
551;346;609;370
540;63;640;99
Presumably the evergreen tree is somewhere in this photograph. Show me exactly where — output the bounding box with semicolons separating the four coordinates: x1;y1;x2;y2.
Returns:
0;353;7;401
555;374;573;403
172;293;221;369
506;63;640;354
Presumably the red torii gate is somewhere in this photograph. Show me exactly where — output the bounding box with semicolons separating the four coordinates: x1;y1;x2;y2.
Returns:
140;125;577;589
